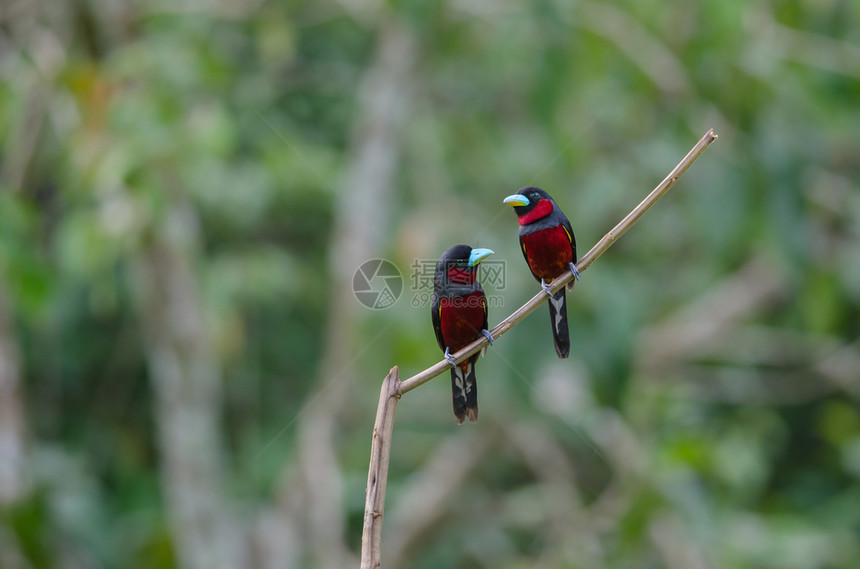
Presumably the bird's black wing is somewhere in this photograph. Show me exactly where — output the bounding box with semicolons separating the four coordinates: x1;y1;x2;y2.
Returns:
479;283;489;332
561;216;577;262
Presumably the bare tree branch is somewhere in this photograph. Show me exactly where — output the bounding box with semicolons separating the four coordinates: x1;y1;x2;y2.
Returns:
360;367;400;569
360;129;718;567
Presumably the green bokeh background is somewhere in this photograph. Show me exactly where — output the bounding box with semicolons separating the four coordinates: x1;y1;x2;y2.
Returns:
1;1;858;568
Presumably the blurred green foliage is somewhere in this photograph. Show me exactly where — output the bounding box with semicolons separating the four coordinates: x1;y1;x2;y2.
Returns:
1;0;859;568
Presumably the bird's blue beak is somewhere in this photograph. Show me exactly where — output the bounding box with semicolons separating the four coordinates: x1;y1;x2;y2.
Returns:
468;248;494;267
503;194;529;207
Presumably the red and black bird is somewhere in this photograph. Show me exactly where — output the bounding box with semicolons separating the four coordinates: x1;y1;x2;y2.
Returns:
431;244;495;424
504;186;579;358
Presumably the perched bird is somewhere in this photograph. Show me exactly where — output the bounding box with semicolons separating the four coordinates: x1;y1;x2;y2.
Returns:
431;244;495;424
504;186;579;358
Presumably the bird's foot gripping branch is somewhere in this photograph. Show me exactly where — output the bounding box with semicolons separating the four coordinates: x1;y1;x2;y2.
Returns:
360;129;718;569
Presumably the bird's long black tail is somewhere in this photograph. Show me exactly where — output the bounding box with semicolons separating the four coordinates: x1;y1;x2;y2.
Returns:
547;287;570;358
450;355;479;424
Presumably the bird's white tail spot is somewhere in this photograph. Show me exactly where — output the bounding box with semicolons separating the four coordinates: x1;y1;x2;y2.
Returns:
549;292;565;330
453;367;467;400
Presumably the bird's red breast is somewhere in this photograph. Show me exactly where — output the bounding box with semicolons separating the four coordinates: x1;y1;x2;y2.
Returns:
517;199;554;225
438;291;487;356
520;225;574;281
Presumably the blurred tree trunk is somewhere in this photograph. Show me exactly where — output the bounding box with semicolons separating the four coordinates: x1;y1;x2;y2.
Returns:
0;288;28;504
131;201;247;569
276;17;416;569
0;287;29;569
0;0;60;507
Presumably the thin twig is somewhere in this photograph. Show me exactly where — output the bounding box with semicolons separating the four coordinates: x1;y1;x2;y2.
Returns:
398;128;718;395
360;367;401;569
360;129;718;567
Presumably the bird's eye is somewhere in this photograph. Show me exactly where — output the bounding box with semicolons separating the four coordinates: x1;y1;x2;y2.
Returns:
531;192;539;199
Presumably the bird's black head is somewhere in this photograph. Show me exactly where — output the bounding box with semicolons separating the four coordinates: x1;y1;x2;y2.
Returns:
435;244;494;286
503;186;555;216
503;186;562;227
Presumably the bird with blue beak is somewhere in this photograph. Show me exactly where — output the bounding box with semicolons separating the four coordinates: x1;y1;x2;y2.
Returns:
431;244;495;423
504;187;579;358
